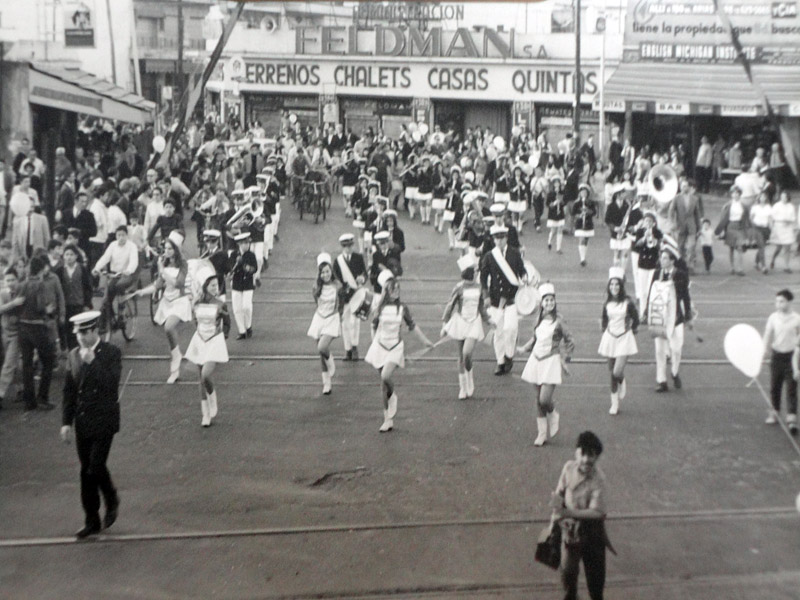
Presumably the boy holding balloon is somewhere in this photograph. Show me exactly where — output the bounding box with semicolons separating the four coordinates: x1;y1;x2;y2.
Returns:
764;289;800;434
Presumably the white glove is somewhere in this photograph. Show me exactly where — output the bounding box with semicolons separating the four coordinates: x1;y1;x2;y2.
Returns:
60;425;72;443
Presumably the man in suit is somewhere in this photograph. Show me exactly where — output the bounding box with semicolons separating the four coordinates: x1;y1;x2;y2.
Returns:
668;177;704;274
242;143;264;188
333;233;368;361
645;237;692;393
61;191;97;258
12;203;50;263
60;311;122;539
480;224;527;375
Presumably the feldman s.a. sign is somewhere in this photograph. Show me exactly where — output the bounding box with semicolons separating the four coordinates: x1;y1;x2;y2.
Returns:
625;0;800;64
296;25;550;59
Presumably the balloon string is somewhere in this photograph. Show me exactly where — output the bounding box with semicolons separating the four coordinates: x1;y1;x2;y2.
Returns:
749;377;800;461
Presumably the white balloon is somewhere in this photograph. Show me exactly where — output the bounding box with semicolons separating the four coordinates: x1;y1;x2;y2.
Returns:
412;131;422;143
723;324;764;379
493;135;506;152
152;135;166;153
511;125;522;137
418;123;429;135
289;113;298;124
407;122;418;134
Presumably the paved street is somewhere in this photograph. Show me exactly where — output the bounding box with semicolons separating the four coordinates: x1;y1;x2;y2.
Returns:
2;192;799;599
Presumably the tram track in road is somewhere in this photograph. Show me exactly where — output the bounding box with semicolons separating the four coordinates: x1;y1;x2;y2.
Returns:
0;505;794;548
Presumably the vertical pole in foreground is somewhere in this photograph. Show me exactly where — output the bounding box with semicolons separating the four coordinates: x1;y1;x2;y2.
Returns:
177;0;184;103
574;0;582;134
599;24;606;162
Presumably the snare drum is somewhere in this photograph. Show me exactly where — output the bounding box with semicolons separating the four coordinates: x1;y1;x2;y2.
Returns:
350;288;375;321
442;210;456;222
431;199;447;211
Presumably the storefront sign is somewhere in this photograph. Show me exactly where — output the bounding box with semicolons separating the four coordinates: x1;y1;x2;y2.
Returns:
353;3;465;23
296;25;549;60
696;104;715;115
625;0;800;64
63;0;95;47
720;104;760;116
655;101;690;115
31;85;103;112
231;59;598;103
591;98;626;112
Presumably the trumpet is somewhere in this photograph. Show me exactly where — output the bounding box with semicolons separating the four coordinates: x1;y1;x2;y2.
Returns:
226;198;264;230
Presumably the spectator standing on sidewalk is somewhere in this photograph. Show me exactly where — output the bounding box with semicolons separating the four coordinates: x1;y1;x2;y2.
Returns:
695;136;713;193
763;290;800;434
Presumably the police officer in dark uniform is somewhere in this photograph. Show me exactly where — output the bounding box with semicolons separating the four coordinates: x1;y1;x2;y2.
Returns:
60;311;122;539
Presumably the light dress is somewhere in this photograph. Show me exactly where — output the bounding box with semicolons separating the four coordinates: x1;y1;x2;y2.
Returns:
185;303;229;365
521;317;563;385
598;301;638;358
307;284;341;339
154;266;192;325
365;304;409;369
443;285;485;341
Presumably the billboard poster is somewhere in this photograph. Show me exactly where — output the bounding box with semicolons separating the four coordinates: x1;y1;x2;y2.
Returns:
624;0;800;64
64;0;95;47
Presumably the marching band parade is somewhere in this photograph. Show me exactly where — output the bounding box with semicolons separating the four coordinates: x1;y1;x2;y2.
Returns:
2;1;800;598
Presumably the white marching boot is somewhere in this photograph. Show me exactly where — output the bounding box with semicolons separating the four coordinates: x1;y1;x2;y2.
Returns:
200;400;211;427
458;373;467;400
207;390;218;418
465;369;474;397
326;355;336;377
379;408;393;432
167;347;182;384
322;372;332;395
547;411;560;439
534;417;548;446
609;391;619;415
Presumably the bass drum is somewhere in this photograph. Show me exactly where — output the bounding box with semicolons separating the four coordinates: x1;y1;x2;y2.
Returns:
515;285;540;316
350;287;374;321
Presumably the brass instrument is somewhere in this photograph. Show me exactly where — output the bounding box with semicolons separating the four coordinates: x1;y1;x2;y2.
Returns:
226;196;264;230
647;164;678;205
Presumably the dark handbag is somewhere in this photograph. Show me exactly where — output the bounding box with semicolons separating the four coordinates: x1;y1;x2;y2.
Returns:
534;521;562;570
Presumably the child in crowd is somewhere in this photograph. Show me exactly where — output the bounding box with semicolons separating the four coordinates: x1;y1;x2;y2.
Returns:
698;218;714;273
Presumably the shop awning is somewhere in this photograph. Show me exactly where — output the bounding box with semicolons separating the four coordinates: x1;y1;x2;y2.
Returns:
600;62;800;117
28;62;155;125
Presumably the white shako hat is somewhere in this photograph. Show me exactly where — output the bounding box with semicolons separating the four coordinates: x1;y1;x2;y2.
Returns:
457;254;478;272
539;282;556;297
339;233;355;245
489;224;509;236
234;231;251;242
608;266;625;281
316;252;332;267
374;231;391;242
377;269;395;290
489;203;506;215
203;229;221;239
167;230;185;248
70;310;102;333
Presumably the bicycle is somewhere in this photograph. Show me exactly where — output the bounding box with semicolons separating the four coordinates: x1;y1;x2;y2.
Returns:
99;273;138;342
299;179;327;224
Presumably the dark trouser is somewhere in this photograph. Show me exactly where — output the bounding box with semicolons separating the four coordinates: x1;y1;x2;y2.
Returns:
533;193;544;227
102;272;138;327
76;432;117;527
696;166;711;193
19;323;56;409
89;242;105;269
770;351;798;415
561;538;606;600
702;246;713;271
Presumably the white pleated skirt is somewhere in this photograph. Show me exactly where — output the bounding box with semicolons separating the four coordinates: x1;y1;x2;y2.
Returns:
574;229;595;238
609;237;631;250
521;353;562;385
307;312;341;340
494;192;511;203
365;339;405;370
416;192;433;202
185;332;229;365
443;314;485;341
405;187;418;200
342;185;355;196
598;329;638;358
154;294;193;325
547;219;565;228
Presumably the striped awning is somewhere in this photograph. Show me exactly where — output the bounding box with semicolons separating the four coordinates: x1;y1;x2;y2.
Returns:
599;62;800;117
29;62;155;124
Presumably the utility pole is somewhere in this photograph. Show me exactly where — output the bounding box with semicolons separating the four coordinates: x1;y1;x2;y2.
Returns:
573;0;581;134
176;0;184;103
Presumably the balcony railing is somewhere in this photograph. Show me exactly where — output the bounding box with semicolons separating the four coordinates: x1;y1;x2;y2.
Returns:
138;36;206;50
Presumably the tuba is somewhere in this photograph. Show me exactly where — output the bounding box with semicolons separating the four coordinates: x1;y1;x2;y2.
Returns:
226;197;263;230
647;164;678;205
